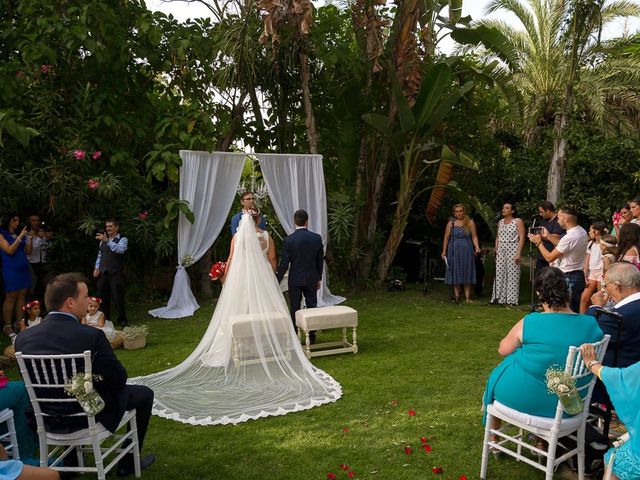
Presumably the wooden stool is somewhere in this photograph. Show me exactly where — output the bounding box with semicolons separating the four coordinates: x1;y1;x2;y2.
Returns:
295;306;358;359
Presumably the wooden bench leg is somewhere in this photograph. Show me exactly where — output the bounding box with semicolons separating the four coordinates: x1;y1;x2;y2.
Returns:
352;327;358;354
304;331;312;359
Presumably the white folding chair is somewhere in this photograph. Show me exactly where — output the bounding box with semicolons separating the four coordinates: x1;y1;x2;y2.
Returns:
603;432;630;480
0;407;20;459
480;335;610;480
15;350;141;479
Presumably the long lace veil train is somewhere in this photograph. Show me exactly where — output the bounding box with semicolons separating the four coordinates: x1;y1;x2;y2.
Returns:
131;214;342;425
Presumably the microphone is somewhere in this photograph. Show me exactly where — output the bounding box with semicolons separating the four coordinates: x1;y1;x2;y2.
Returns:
531;214;541;228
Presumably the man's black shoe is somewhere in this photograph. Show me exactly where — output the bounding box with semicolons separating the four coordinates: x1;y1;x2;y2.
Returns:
309;331;317;344
116;454;156;477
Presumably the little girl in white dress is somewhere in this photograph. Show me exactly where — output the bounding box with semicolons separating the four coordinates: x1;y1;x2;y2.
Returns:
19;300;43;331
82;297;117;342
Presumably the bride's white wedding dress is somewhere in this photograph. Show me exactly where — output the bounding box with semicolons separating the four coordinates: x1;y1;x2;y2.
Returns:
131;214;342;425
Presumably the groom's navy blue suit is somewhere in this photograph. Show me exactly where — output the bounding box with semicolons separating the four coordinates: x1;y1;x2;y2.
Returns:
276;227;324;324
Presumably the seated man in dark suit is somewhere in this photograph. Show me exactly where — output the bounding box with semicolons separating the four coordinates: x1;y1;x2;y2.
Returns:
275;209;324;337
587;262;640;405
15;273;155;477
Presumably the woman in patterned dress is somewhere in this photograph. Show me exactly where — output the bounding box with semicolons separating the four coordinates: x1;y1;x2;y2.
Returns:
441;204;481;303
491;203;525;305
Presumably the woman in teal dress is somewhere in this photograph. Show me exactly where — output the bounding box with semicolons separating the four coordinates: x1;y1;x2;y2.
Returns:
581;344;640;480
482;267;603;423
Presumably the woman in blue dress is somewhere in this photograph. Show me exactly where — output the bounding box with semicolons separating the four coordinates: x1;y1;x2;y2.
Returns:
441;204;480;303
581;344;640;480
0;215;32;337
482;267;603;437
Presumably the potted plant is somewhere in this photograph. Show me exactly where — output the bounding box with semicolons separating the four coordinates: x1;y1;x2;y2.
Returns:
122;325;148;350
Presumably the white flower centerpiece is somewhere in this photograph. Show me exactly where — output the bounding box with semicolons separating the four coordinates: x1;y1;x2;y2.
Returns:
64;373;105;416
123;325;149;350
545;366;583;415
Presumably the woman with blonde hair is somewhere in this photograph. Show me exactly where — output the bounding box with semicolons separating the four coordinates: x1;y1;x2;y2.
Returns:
441;204;481;303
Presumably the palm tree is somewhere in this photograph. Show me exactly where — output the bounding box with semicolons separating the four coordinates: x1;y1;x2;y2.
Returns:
454;0;640;202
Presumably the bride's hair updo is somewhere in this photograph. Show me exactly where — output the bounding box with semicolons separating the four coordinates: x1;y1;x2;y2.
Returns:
247;209;261;225
535;267;570;309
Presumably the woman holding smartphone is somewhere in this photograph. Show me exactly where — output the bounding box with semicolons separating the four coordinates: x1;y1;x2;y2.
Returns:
0;215;32;337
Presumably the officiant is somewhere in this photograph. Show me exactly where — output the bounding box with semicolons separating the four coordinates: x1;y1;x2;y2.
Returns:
230;191;266;235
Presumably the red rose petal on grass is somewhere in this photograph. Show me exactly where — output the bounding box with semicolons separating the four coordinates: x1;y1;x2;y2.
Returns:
404;446;412;455
422;444;432;452
432;466;443;474
339;464;349;470
327;473;336;480
342;427;350;433
420;436;428;444
407;410;416;416
459;476;468;480
347;472;355;478
92;150;102;160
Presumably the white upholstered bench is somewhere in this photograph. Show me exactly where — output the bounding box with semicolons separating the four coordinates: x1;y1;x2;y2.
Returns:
231;312;292;367
295;306;358;359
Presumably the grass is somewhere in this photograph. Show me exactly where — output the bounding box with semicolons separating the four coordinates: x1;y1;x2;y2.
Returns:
6;276;566;479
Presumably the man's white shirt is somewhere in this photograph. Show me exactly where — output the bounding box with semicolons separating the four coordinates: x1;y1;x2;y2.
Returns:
554;225;589;272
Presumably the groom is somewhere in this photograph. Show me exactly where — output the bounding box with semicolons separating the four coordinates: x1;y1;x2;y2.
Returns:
276;210;324;334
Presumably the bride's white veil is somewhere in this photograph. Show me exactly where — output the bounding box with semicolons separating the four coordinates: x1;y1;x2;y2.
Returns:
131;213;342;425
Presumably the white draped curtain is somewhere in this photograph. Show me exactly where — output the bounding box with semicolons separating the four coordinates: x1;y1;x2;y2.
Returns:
149;151;244;318
257;153;345;307
150;151;345;318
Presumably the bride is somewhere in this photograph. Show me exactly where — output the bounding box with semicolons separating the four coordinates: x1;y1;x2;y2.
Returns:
131;211;341;425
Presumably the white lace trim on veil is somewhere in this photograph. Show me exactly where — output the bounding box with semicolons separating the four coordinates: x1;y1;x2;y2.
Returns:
131;214;342;425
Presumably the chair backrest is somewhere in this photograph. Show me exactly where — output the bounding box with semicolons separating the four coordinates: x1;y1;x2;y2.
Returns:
551;335;610;423
15;350;98;433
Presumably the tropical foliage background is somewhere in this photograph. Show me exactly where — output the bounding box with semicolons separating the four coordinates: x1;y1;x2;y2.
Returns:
1;0;639;292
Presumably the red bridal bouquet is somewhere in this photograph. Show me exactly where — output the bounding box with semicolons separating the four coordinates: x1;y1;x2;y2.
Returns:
209;261;227;281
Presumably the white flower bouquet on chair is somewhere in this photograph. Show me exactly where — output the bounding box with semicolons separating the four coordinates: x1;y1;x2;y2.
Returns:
545;366;583;415
64;373;105;416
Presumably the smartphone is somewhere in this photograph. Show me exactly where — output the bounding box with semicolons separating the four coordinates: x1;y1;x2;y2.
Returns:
529;226;544;235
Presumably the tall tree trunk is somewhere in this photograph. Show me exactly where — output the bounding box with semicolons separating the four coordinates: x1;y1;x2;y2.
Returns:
217;90;248;151
547;109;569;204
299;50;318;154
356;144;390;280
376;155;420;282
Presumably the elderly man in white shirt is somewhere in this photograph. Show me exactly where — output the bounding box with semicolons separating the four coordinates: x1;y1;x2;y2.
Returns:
529;205;588;312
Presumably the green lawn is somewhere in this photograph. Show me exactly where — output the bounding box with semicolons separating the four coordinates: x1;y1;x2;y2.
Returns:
7;278;568;479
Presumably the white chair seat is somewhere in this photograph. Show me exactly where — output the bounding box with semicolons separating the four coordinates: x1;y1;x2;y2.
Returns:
45;409;136;443
491;401;582;433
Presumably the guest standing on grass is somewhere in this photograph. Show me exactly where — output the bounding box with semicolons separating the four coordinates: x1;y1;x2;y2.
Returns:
535;201;565;271
93;218;129;327
0;215;32;337
579;221;607;313
441;204;480;303
528;206;588;312
490;203;525;306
